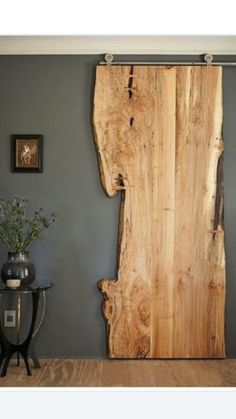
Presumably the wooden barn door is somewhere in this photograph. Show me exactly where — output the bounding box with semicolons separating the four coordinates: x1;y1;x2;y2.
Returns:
93;65;225;359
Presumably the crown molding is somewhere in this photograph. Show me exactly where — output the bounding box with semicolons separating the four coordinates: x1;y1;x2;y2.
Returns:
0;36;235;55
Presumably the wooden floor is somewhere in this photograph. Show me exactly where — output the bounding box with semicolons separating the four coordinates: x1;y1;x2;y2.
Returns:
0;359;236;387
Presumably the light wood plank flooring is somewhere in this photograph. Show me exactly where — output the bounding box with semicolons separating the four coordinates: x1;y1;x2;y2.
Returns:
0;359;236;387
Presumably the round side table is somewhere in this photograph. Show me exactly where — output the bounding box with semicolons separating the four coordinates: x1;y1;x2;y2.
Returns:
0;282;53;377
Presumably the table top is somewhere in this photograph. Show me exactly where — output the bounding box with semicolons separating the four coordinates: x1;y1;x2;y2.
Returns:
0;281;53;293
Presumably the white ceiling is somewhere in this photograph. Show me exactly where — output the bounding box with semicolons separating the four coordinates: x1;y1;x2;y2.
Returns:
0;36;236;55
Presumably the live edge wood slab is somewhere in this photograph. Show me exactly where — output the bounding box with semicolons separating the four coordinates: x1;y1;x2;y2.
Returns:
93;65;225;359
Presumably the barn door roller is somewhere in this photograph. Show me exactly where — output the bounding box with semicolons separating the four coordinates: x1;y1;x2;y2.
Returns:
100;52;236;66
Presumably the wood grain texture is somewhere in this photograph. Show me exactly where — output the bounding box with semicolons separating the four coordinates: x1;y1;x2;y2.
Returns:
1;359;236;387
93;65;225;359
75;359;103;386
102;360;131;387
38;359;80;387
0;359;50;387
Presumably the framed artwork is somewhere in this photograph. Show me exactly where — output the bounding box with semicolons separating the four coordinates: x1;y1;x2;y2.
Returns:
11;134;43;173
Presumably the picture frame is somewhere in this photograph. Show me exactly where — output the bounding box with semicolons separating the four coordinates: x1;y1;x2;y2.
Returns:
11;134;43;173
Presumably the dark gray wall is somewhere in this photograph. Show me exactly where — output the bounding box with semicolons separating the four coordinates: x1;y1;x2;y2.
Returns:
0;55;235;357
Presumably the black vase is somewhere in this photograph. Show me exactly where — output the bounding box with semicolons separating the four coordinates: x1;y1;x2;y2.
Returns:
1;252;36;286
